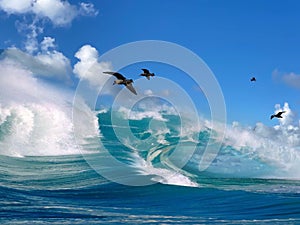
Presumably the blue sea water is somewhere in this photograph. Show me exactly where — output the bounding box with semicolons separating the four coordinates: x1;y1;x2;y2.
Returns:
1;108;300;224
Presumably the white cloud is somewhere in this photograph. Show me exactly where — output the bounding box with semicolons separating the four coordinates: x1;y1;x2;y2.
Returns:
75;44;99;61
0;0;98;26
253;102;300;146
35;50;72;81
0;0;32;14
40;36;55;51
272;69;300;89
32;0;78;26
274;102;297;127
221;103;300;176
15;19;44;53
225;102;300;150
282;72;300;89
79;2;98;16
73;45;113;87
0;0;98;53
2;45;72;82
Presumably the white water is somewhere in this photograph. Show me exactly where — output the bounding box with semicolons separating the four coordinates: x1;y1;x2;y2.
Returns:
1;53;300;182
0;58;98;157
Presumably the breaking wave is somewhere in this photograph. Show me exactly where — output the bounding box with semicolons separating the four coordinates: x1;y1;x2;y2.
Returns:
0;58;98;157
95;106;300;186
1;56;300;189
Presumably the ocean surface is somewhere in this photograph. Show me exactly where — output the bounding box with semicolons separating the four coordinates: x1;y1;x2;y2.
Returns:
1;105;300;224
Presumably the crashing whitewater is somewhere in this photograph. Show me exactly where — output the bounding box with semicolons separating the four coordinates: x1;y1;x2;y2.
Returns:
0;54;300;187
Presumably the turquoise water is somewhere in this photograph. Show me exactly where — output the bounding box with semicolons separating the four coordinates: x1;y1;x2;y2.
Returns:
1;109;300;224
1;154;300;224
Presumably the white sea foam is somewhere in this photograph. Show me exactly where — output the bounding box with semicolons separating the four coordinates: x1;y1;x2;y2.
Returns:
0;58;99;157
130;151;198;187
2;49;300;181
222;104;300;179
115;101;300;180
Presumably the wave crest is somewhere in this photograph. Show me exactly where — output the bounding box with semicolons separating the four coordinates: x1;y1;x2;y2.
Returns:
0;59;98;157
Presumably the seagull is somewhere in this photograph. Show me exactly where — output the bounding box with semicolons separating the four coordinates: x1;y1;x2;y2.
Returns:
270;111;286;120
250;77;256;82
140;69;155;80
103;71;137;95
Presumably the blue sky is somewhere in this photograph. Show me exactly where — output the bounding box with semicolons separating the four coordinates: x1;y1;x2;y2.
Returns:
1;0;300;126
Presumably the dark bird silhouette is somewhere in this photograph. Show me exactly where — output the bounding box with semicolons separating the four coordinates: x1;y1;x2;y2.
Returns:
270;111;286;120
140;69;155;80
103;71;137;95
250;77;256;82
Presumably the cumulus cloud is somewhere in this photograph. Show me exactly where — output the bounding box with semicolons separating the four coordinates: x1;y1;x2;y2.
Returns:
221;102;300;176
0;0;98;26
32;0;78;26
225;102;300;151
0;0;98;53
0;57;70;106
0;0;32;14
73;45;113;87
273;69;300;89
273;102;297;127
254;102;300;145
1;39;72;82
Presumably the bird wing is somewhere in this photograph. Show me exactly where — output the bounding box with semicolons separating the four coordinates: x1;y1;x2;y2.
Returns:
277;111;286;116
142;69;149;74
125;83;137;95
103;72;126;80
270;115;275;120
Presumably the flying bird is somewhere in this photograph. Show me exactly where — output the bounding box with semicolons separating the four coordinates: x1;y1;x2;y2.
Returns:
140;69;155;80
250;77;256;82
103;71;137;95
270;111;286;120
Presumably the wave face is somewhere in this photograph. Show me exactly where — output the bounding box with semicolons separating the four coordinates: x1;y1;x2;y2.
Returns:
1;49;300;186
1;61;300;224
95;107;300;187
1;75;300;185
1;107;300;224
